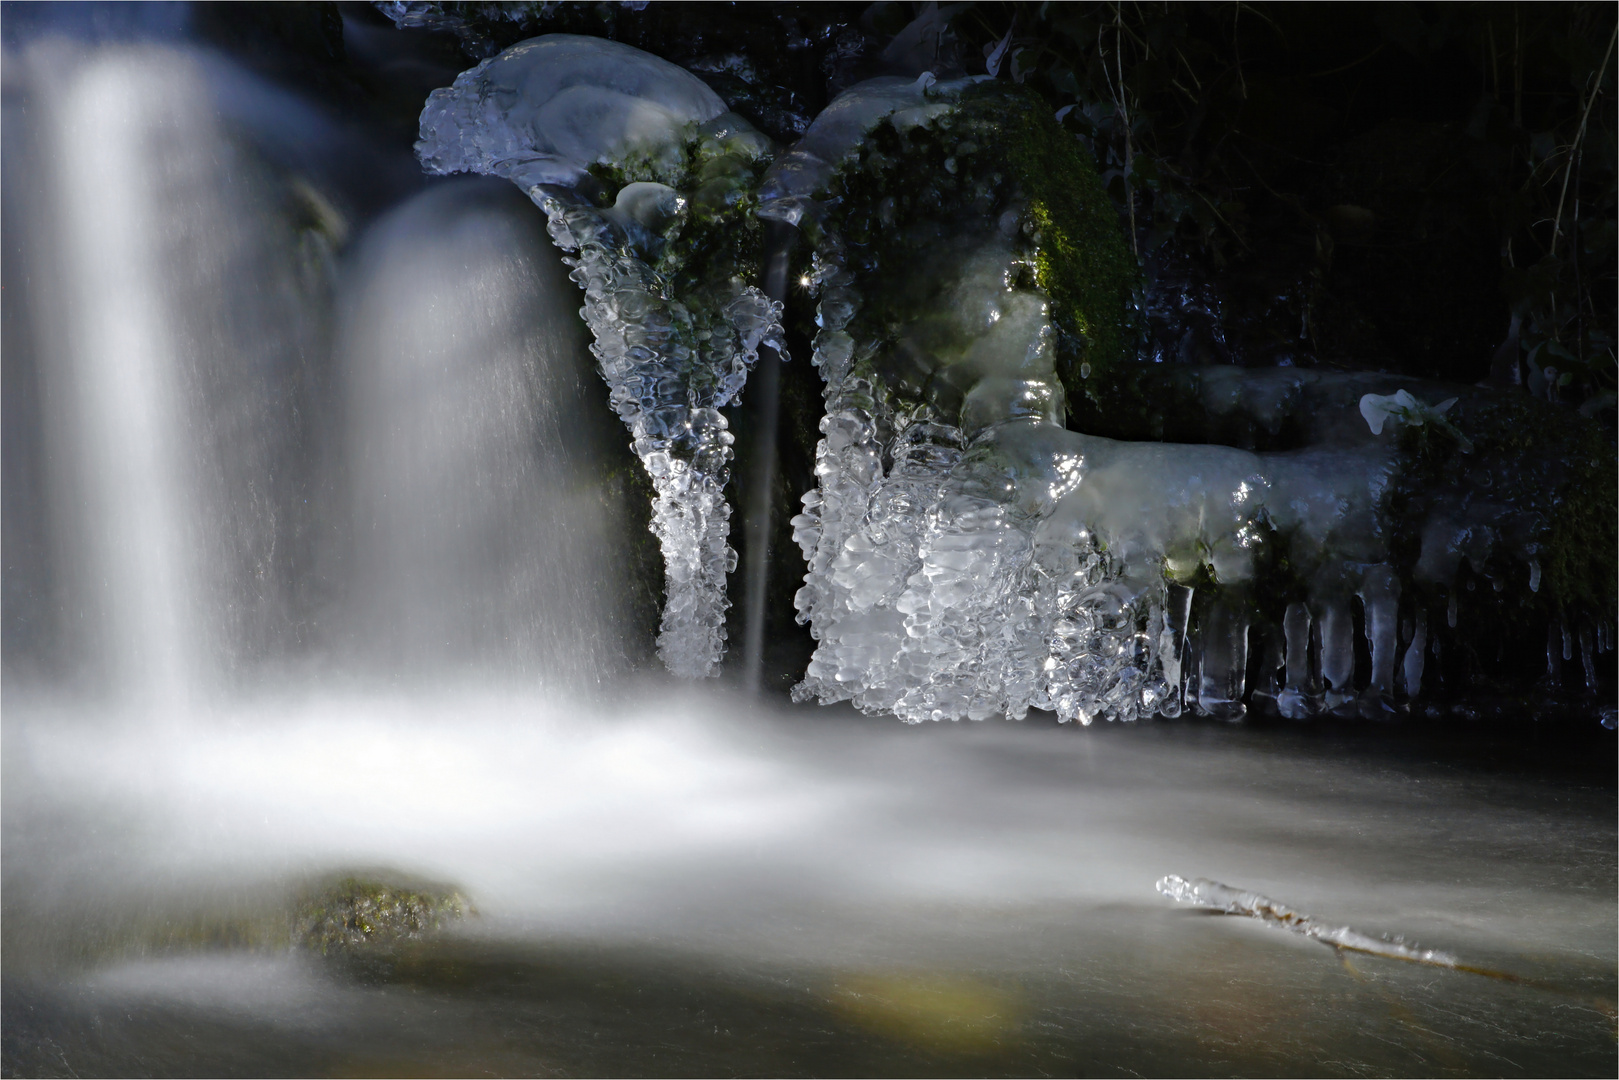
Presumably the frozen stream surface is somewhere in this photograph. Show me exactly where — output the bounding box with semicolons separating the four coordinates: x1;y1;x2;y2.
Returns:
3;687;1614;1078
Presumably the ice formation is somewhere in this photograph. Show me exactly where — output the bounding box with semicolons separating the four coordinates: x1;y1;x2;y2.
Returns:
776;81;1523;724
411;36;1610;709
1156;875;1460;968
416;35;784;676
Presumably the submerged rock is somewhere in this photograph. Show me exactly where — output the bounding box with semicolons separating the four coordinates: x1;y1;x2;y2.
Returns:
294;873;472;956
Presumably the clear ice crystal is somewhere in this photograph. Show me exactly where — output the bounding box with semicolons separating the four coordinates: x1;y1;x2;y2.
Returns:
417;35;783;677
417;34;728;193
542;195;780;677
787;81;1411;725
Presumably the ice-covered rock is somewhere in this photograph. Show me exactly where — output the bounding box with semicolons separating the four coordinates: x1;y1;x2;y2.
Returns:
416;35;783;677
758;74;983;229
418;34;727;193
784;80;1612;724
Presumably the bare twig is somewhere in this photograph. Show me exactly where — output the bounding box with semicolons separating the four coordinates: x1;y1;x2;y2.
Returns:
1549;24;1616;259
1114;2;1138;258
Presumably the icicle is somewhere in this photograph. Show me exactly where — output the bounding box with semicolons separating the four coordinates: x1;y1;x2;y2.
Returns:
1252;629;1284;712
1156;583;1194;718
1579;623;1599;693
1319;599;1356;713
1196;601;1250;721
1357;564;1400;715
1401;609;1427;700
1547;622;1562;682
1278;601;1314;719
1562;620;1574;661
1528;559;1542;593
544;197;781;677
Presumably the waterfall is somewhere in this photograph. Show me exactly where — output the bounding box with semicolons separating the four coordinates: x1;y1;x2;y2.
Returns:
339;177;640;688
9;43;318;705
4;38;640;705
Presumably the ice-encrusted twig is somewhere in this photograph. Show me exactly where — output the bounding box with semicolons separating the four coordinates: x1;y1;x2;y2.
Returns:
1156;874;1460;967
1155;874;1618;1011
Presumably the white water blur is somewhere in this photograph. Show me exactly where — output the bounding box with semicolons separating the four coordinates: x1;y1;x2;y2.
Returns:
340;178;638;688
52;51;200;703
6;684;1615;980
16;43;313;705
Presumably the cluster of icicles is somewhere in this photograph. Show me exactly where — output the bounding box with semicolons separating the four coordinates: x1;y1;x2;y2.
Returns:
416;34;1607;721
418;36;783;677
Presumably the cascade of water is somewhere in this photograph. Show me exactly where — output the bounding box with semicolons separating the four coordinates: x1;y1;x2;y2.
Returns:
415;35;785;678
12;43;319;705
339;178;639;688
738;223;795;694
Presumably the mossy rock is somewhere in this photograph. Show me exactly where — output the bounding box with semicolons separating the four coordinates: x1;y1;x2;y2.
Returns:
819;81;1140;426
293;873;473;956
951;83;1141;400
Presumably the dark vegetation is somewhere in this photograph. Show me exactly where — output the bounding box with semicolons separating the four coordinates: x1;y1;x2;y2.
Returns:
297;2;1616;413
948;4;1616;410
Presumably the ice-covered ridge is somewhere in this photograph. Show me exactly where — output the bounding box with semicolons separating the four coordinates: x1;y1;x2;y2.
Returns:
417;34;726;193
787;83;1439;724
416;35;783;677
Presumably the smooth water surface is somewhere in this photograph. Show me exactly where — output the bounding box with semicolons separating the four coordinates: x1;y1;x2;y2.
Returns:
5;688;1613;1077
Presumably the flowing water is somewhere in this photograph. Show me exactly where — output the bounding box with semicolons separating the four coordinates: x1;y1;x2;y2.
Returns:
2;25;1614;1080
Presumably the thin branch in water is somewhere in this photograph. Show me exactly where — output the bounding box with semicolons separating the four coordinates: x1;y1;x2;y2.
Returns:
1159;874;1461;967
1156;874;1617;1016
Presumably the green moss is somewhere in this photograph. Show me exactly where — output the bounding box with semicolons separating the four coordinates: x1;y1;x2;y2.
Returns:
812;83;1139;429
582;128;774;455
955;83;1142;402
